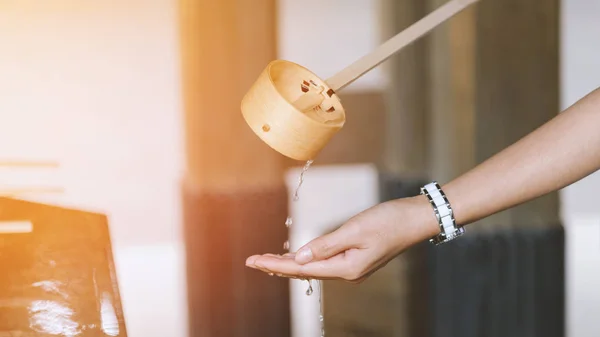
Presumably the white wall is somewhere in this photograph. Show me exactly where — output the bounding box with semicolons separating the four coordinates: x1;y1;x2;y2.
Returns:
560;1;600;337
277;0;387;92
0;1;188;336
560;0;600;218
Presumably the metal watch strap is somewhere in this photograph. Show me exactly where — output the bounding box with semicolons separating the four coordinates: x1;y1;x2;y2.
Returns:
420;181;465;245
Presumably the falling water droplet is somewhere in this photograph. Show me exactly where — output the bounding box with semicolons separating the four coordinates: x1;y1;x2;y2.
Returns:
280;160;324;335
293;160;313;202
305;280;313;296
318;280;325;336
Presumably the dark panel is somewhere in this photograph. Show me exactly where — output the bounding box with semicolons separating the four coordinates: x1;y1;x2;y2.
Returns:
378;174;429;203
424;225;565;337
182;184;290;337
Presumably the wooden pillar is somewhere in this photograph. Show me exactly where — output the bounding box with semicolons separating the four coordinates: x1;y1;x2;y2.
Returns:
381;0;429;178
427;0;477;184
178;1;290;337
474;0;560;227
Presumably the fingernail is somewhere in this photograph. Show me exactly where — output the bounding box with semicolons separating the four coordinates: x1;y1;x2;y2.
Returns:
246;256;257;266
296;248;313;264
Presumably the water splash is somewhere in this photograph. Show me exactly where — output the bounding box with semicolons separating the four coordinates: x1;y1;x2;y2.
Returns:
293;160;314;201
28;300;80;336
32;280;68;299
100;292;120;336
304;279;325;336
318;280;325;336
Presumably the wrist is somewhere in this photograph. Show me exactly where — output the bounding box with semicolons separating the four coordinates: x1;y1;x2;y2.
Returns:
413;194;445;239
390;195;443;243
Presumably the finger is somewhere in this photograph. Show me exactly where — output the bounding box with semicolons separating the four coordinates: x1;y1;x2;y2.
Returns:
254;252;357;280
246;254;289;274
246;253;293;271
246;255;260;267
295;225;359;264
246;254;321;279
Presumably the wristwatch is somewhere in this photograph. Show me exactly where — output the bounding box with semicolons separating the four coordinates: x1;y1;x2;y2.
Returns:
420;181;465;245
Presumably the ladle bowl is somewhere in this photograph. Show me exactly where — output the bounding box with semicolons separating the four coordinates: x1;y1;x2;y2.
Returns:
241;60;345;161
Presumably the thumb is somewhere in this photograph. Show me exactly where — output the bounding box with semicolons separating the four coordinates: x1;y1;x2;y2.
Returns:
295;225;357;264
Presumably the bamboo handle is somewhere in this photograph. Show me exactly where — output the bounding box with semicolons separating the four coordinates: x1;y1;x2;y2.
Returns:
325;0;479;91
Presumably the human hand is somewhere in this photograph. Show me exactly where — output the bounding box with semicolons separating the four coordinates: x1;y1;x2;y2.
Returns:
245;195;440;283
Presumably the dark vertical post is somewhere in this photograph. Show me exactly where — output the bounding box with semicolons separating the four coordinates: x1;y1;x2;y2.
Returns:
473;1;563;337
424;0;563;336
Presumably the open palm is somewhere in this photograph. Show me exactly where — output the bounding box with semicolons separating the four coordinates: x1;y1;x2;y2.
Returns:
245;196;438;282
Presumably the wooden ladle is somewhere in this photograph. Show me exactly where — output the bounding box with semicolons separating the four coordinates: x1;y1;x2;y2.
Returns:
241;0;479;161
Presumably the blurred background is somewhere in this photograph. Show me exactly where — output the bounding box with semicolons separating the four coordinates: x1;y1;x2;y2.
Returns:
0;0;599;336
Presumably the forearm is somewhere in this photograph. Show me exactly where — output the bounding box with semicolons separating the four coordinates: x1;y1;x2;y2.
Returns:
442;87;600;227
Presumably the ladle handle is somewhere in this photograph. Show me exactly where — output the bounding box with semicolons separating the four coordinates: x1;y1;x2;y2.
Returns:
325;0;479;92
